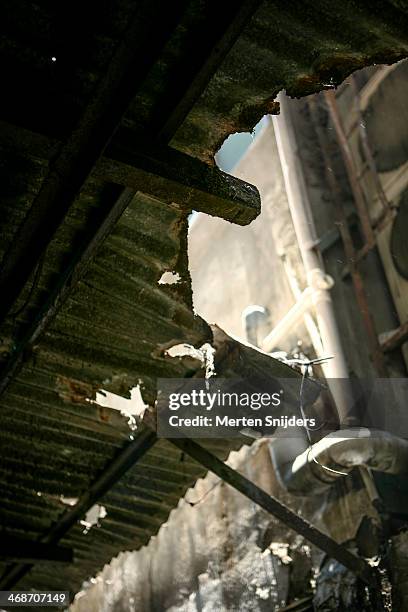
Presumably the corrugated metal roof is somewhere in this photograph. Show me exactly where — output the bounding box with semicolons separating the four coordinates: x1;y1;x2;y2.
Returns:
0;174;221;595
1;434;244;594
0;5;259;589
169;0;408;162
0;184;301;594
1;0;408;600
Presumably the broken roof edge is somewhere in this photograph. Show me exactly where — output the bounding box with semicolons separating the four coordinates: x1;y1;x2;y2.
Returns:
190;48;408;164
171;0;408;165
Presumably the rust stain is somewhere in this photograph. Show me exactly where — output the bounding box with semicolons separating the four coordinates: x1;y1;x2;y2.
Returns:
237;97;280;131
98;405;111;422
289;49;408;98
56;375;96;405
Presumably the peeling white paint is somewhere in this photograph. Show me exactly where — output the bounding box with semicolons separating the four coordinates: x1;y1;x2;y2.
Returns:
158;270;181;285
255;586;271;600
269;542;292;565
80;504;107;534
60;496;79;506
165;342;216;378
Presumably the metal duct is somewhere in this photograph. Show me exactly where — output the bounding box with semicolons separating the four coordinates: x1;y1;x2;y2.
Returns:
270;427;408;496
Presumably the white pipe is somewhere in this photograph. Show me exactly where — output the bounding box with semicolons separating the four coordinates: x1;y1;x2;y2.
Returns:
262;287;314;352
282;257;324;358
261;278;335;354
271;428;408;496
272;93;352;424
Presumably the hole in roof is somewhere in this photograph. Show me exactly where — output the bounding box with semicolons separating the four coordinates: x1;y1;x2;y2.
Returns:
215;115;269;173
189;116;268;230
80;504;107;534
158;270;181;285
92;384;148;430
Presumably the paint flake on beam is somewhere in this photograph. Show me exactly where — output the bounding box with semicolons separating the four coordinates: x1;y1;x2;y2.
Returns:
165;342;216;378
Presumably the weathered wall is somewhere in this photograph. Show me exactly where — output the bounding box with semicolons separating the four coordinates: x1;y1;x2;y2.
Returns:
188;119;307;352
70;441;377;612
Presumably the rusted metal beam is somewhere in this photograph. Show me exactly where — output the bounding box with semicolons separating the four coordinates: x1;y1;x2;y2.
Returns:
381;320;408;353
340;210;397;279
0;1;186;323
0;426;157;589
0;537;73;564
308;97;387;377
349;75;390;215
341;208;398;279
0;120;260;227
169;436;377;587
324;90;375;248
100;135;260;225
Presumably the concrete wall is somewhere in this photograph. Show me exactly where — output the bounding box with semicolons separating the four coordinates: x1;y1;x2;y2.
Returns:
70;441;377;612
188;119;306;352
